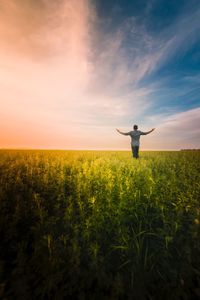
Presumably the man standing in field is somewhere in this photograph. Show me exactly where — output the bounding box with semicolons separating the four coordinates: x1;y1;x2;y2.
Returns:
116;125;155;158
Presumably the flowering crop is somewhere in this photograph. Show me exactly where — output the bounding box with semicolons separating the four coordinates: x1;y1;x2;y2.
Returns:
0;150;200;299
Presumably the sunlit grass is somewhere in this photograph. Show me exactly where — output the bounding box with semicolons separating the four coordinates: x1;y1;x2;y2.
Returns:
0;150;200;299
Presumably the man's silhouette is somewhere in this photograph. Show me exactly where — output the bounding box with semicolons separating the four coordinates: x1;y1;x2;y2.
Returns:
116;125;155;158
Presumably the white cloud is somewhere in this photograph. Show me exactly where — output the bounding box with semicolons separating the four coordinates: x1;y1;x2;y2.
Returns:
141;107;200;150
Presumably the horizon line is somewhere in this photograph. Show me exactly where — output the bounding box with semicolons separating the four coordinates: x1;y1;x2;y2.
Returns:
0;147;182;151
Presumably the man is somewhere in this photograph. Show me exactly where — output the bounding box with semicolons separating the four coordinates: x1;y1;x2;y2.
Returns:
116;125;155;158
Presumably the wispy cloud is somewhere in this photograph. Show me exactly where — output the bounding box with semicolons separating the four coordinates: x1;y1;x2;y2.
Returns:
142;107;200;150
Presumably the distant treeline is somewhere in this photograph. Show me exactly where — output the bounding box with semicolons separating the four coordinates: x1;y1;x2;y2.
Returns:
181;149;200;151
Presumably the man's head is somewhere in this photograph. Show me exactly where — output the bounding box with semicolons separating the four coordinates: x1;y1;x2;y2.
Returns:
133;124;138;130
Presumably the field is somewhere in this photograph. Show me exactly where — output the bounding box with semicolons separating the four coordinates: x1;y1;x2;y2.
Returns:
0;150;200;300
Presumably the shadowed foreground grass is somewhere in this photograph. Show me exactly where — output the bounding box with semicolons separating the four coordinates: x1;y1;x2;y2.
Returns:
0;150;200;299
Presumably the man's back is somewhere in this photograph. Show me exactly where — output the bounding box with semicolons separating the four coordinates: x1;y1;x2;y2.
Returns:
129;130;146;146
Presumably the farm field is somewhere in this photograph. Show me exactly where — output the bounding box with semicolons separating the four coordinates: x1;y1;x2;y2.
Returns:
0;150;200;299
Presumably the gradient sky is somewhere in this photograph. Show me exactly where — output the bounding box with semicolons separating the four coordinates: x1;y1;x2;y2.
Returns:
0;0;200;150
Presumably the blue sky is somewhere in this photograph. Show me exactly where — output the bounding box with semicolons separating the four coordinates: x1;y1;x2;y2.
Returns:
94;0;200;114
0;0;200;149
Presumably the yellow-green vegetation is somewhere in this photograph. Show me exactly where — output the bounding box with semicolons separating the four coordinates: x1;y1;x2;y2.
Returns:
0;150;200;299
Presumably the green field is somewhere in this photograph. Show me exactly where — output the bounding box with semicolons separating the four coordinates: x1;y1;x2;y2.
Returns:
0;150;200;299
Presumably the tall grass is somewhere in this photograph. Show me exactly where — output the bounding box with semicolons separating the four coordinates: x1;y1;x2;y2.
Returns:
0;150;200;299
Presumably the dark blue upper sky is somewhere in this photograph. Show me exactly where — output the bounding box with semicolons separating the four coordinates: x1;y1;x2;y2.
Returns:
94;0;200;116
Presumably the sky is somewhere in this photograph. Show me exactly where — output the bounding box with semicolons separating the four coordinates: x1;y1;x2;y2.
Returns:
0;0;200;150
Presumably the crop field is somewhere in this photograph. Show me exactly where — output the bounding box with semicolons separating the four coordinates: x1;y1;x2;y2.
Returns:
0;150;200;299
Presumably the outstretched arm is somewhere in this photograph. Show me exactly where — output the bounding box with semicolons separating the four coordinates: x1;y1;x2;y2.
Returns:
142;128;156;135
116;128;130;136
